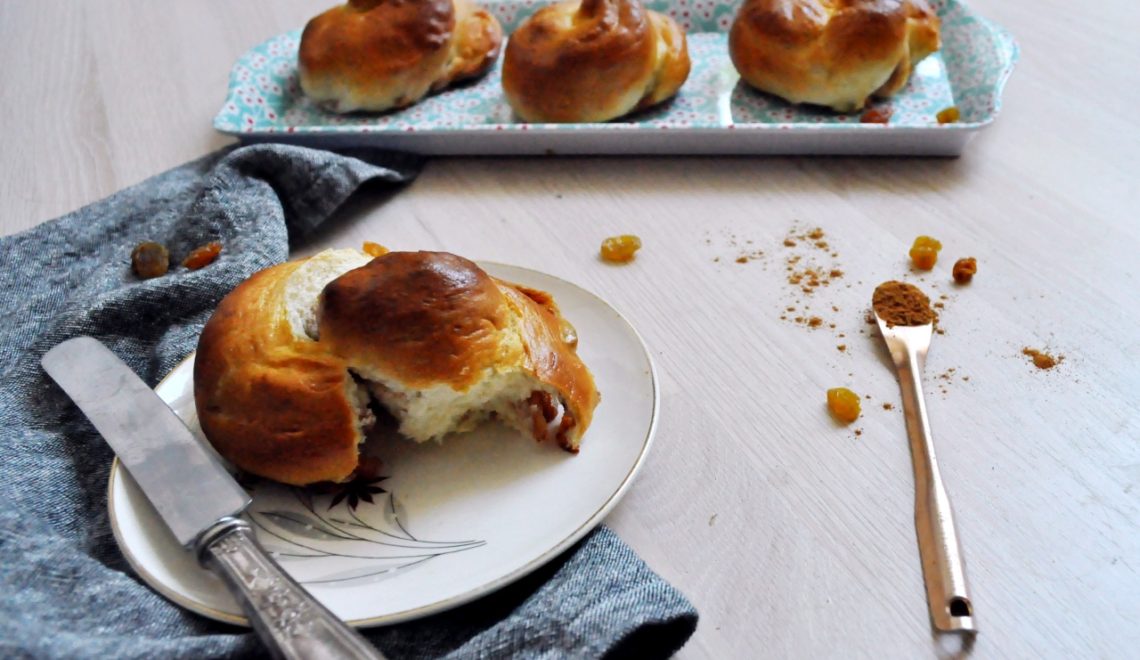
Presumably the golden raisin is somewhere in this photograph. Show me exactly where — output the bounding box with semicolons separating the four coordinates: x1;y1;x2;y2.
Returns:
827;387;861;424
600;234;641;263
131;242;169;279
182;242;222;270
952;257;977;284
936;106;961;124
362;241;389;257
909;235;942;270
1022;347;1061;370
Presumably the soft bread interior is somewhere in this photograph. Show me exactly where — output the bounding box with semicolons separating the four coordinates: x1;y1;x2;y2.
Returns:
355;358;570;446
283;248;377;439
284;248;372;340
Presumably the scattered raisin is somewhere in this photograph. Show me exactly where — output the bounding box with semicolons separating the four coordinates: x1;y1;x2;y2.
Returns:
600;235;641;263
860;107;893;124
1022;347;1062;370
952;257;977;284
909;235;942;270
827;387;861;424
363;241;389;257
182;242;222;270
131;242;169;279
936;106;961;124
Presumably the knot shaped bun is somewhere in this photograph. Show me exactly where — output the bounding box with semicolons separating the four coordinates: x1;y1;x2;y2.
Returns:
729;0;940;112
501;0;691;122
299;0;503;113
195;249;599;486
319;252;512;391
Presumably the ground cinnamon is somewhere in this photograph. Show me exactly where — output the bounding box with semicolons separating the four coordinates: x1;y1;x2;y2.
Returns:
872;281;935;327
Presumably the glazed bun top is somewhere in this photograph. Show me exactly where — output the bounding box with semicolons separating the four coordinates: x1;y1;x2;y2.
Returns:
501;0;691;122
319;251;515;390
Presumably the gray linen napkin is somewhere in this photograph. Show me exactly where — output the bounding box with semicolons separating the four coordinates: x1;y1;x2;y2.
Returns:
0;145;697;659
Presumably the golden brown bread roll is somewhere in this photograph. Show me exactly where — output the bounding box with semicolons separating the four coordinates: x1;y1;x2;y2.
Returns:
298;0;503;113
729;0;940;112
501;0;691;123
194;249;599;486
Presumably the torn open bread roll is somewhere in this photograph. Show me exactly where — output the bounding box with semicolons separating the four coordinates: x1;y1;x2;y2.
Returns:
194;249;599;486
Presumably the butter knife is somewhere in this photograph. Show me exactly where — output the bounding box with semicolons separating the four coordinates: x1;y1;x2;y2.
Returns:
42;336;383;660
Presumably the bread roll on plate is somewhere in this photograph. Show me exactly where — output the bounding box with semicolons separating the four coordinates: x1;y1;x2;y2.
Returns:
501;0;691;123
729;0;940;112
194;249;599;486
298;0;503;113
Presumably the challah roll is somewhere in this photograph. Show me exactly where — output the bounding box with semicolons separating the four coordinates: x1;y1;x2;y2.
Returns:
298;0;503;113
729;0;940;112
501;0;691;123
194;249;599;486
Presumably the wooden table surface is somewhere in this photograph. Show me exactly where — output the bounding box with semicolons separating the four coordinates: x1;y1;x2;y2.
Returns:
3;1;1137;657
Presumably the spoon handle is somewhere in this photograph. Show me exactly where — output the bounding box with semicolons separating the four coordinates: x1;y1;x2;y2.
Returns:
898;349;977;634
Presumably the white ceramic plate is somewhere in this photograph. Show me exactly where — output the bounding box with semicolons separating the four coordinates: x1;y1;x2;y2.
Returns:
108;263;658;626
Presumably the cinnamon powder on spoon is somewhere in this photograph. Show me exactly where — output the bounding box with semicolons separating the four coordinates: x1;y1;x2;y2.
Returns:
872;281;935;327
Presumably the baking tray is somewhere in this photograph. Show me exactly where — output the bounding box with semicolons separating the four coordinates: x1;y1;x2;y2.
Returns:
214;0;1018;156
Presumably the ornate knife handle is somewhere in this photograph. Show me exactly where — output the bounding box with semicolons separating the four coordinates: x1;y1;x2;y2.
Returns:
198;518;384;660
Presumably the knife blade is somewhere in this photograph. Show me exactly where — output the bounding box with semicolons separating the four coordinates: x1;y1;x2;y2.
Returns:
43;336;249;546
42;336;383;660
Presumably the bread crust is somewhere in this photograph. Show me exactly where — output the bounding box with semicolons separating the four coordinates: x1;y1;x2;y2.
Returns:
499;283;598;448
298;0;503;113
729;0;940;112
194;261;364;486
501;0;691;122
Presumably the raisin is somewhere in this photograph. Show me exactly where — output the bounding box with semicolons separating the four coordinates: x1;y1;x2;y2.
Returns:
860;107;893;124
182;242;222;270
363;241;389;257
131;242;169;279
952;257;977;284
827;387;861;423
936;106;960;124
909;235;942;270
600;235;641;263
